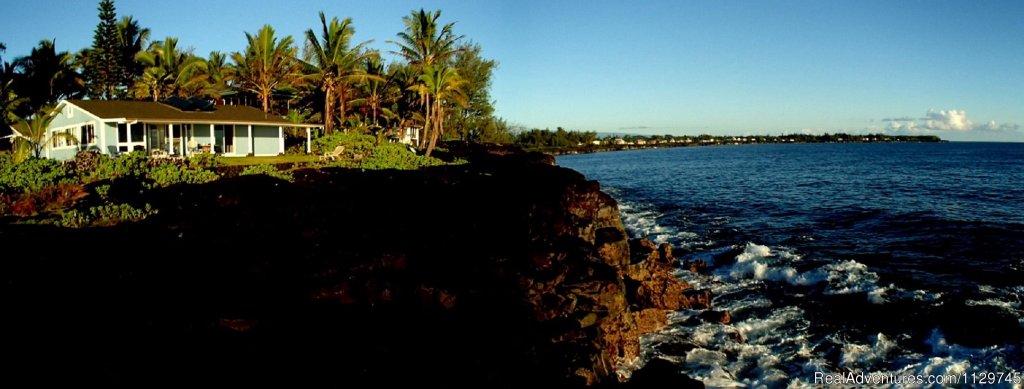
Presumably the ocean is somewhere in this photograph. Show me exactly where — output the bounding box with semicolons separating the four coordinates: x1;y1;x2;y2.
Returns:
558;143;1024;387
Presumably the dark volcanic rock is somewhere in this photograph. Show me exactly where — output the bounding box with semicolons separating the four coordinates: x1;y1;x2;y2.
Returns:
626;358;704;389
1;146;706;387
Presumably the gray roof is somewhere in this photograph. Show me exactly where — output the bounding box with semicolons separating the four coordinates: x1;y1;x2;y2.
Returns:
65;100;320;127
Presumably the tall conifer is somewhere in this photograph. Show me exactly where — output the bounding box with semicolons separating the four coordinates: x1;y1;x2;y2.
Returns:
85;0;124;99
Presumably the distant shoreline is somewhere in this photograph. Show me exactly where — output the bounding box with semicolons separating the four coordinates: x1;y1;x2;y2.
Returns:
539;137;946;156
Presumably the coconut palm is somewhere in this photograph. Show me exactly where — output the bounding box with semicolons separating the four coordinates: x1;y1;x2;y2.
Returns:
134;38;206;101
303;12;378;133
13;40;85;115
116;16;149;97
411;64;466;156
200;51;232;99
390;9;463;151
0;47;24;128
350;54;397;130
232;25;301;113
390;9;463;69
10;105;76;161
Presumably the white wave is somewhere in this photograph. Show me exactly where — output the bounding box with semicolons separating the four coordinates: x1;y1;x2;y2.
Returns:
735;306;805;342
685;348;728;367
840;333;897;368
966;298;1021;310
720;243;828;286
867;285;890;304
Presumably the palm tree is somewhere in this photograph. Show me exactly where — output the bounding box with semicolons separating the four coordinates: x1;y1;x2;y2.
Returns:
134;38;205;101
10;105;76;162
303;12;377;133
412;64;466;156
351;54;396;130
390;9;463;69
13;40;85;115
1;44;25;128
116;16;149;98
199;51;232;99
232;25;301;113
390;9;463;151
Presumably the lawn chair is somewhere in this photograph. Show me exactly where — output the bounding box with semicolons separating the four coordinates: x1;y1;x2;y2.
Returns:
319;145;345;161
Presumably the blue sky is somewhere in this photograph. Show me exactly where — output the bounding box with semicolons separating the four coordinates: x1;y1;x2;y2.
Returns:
1;0;1022;141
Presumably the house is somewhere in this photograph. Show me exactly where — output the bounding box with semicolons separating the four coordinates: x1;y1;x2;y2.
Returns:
17;99;321;161
397;127;420;145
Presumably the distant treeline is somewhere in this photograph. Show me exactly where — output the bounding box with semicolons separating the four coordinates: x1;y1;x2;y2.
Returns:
512;128;943;153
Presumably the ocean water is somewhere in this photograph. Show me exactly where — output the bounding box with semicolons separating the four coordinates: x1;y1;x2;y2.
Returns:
558;143;1024;388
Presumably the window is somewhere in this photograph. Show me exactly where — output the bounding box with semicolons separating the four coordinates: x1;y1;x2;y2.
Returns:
80;124;95;145
50;128;79;148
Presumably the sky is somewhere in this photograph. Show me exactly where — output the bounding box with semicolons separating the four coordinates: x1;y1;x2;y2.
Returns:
1;0;1022;141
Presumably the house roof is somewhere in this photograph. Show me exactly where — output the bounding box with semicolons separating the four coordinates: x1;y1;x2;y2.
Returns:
64;99;320;128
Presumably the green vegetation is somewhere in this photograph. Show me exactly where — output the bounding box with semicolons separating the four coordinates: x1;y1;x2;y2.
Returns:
58;203;156;228
215;154;316;167
0;153;75;193
312;132;448;169
144;160;219;188
359;142;449;170
240;164;294;182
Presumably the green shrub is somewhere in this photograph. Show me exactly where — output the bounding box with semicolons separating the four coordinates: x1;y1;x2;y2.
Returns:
239;164;294;182
145;160;219;188
312;132;376;156
57;203;156;228
358;142;446;170
0;156;76;193
94;184;111;200
91;151;149;181
187;153;219;169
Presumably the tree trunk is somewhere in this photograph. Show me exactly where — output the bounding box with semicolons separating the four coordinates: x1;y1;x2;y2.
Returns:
323;83;334;134
421;94;431;149
338;85;347;131
426;104;441;157
261;88;270;113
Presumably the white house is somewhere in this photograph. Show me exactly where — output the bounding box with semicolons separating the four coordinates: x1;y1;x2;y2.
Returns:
13;99;322;160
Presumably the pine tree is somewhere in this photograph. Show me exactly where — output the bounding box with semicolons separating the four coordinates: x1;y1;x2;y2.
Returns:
85;0;124;99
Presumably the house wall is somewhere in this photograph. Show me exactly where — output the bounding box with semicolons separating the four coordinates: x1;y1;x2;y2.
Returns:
252;125;280;156
192;124;213;147
44;104;104;161
233;125;250;155
101;122;118;155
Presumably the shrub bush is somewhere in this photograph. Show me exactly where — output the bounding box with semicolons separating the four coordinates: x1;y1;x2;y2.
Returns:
57;203;156;228
359;142;446;170
0;155;76;193
187;153;219;169
91;151;149;181
312;132;376;156
239;164;294;182
146;160;219;188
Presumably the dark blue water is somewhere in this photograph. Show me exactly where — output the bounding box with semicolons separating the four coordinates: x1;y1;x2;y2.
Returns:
559;143;1024;387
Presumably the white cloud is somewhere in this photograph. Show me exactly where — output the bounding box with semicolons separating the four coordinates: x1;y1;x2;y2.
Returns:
883;109;1019;133
924;109;972;131
981;120;1021;132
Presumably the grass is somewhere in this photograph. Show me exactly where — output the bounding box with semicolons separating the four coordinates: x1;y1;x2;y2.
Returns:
216;154;318;167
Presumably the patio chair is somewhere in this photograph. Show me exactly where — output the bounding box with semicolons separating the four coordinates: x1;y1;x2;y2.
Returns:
320;145;345;161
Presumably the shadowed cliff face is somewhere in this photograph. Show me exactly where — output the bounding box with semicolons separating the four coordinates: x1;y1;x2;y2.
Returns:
1;150;706;387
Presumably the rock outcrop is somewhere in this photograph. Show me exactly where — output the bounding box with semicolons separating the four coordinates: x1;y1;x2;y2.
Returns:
1;146;708;386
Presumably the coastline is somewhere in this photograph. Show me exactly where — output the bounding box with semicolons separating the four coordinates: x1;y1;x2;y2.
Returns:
533;136;946;156
2;145;708;386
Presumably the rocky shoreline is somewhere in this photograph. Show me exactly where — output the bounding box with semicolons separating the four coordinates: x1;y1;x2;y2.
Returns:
2;145;710;386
